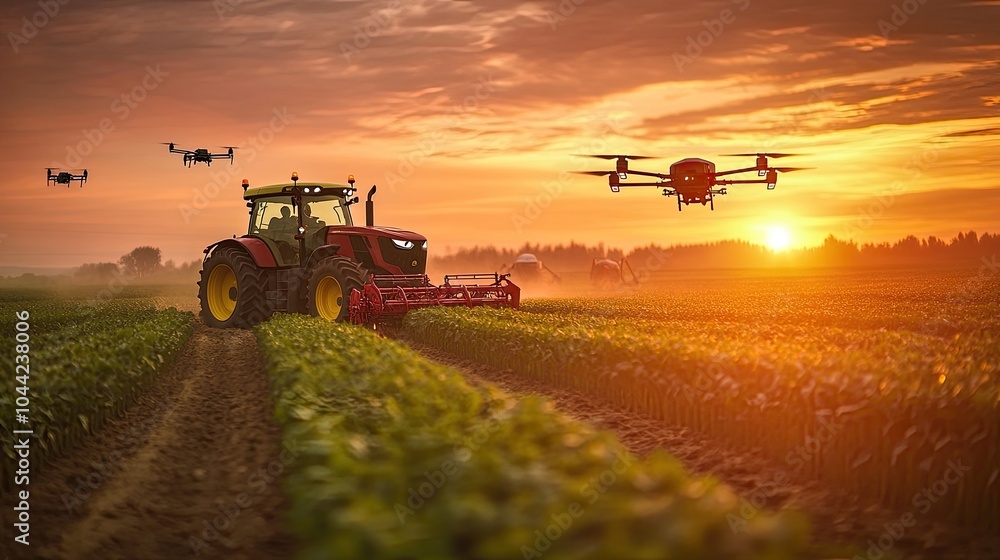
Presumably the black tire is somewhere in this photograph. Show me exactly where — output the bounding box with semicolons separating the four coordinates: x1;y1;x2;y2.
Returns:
306;256;367;322
198;247;272;328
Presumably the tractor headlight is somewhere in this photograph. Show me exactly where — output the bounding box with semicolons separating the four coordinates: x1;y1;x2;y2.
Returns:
391;239;415;250
421;240;428;250
298;226;306;234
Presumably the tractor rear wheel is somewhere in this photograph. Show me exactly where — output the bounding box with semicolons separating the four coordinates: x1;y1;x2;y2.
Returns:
306;256;366;322
198;247;272;328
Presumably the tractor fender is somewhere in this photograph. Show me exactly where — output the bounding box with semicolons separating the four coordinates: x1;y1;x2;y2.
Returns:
204;237;278;268
305;244;343;270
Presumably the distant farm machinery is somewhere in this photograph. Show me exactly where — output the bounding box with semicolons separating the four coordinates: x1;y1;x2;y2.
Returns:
590;258;639;290
500;253;561;286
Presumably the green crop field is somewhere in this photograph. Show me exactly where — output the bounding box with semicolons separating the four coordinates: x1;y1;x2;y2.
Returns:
2;268;996;559
0;290;192;490
256;314;809;559
403;270;1000;528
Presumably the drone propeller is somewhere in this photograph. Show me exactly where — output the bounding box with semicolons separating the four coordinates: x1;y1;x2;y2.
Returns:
571;171;616;176
573;154;657;160
219;146;241;150
771;167;814;173
720;152;806;159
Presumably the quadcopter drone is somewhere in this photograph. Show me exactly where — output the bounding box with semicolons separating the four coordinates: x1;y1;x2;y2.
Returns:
574;153;811;211
46;168;88;187
162;142;237;167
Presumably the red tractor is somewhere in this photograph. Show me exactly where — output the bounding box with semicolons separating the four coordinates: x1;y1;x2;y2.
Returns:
199;173;519;328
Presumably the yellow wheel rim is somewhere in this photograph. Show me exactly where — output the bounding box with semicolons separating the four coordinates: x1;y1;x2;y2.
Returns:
315;276;344;320
207;264;238;321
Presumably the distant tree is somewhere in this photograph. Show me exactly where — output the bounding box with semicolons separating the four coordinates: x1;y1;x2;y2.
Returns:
75;262;119;281
119;246;162;278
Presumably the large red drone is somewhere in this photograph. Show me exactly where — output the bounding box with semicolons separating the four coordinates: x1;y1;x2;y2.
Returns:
573;153;811;211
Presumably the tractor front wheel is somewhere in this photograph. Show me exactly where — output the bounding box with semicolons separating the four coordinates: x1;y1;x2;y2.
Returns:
198;247;271;328
306;257;367;322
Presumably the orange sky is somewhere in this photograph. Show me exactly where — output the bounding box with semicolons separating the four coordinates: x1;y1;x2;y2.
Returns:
1;0;998;269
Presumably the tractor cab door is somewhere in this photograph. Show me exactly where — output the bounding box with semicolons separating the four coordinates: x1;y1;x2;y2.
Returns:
249;197;299;266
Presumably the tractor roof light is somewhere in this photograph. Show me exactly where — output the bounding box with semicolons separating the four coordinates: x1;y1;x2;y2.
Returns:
348;174;356;185
291;171;299;183
242;178;249;191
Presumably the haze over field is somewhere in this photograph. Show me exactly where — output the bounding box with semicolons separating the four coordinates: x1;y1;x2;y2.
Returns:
1;0;998;268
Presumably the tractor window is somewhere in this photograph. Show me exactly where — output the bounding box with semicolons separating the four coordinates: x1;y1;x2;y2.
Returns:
304;198;351;227
250;197;297;237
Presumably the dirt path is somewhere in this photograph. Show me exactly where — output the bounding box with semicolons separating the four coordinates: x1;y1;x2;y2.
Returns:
1;324;294;560
406;341;1000;560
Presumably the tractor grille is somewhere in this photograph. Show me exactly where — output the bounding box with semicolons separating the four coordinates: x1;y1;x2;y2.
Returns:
377;237;427;274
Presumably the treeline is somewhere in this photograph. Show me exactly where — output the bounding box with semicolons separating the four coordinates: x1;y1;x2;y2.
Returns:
1;246;201;287
430;231;1000;272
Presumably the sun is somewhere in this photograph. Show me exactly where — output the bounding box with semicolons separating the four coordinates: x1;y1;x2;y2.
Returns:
764;225;793;251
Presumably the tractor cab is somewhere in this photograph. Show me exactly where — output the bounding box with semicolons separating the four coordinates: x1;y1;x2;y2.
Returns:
245;184;355;266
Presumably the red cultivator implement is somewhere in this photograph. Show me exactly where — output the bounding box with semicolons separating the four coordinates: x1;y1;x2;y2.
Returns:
349;273;520;325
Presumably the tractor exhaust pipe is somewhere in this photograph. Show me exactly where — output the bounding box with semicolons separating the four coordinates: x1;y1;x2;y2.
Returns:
366;185;376;226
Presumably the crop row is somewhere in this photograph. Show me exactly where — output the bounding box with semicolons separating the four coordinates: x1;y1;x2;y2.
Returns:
255;314;810;559
0;300;192;489
527;273;999;336
402;307;999;527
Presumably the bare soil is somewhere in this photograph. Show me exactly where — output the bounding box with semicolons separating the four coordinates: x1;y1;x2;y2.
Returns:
406;341;1000;560
1;324;294;560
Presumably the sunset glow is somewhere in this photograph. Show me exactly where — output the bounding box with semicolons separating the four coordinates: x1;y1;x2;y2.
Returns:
0;0;998;270
765;225;793;252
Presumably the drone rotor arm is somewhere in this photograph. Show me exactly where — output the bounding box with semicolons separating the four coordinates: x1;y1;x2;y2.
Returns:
714;166;760;177
715;179;768;185
627;169;670;180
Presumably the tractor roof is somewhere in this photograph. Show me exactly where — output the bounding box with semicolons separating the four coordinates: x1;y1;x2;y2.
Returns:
243;182;351;200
